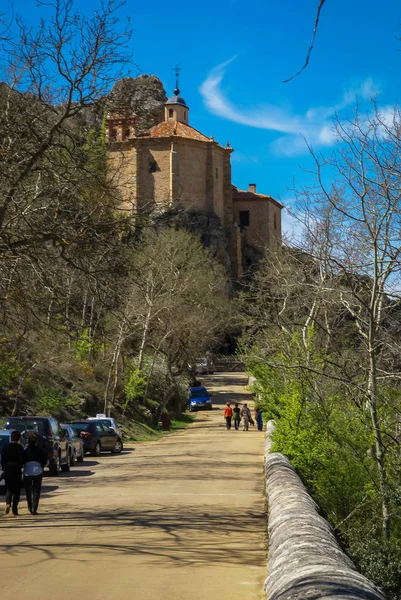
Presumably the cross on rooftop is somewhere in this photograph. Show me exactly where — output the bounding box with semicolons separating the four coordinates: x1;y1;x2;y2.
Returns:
172;64;182;95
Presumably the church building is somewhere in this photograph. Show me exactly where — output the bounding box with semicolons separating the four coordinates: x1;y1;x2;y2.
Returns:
106;78;282;278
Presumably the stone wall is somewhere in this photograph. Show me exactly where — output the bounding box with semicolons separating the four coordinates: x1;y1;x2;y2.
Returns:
264;421;384;600
233;197;281;251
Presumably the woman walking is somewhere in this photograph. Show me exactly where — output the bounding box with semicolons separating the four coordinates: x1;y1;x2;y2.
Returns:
241;403;251;431
233;403;241;430
23;434;47;515
224;402;233;430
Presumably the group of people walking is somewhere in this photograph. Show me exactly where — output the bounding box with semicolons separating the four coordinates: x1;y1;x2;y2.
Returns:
1;431;47;516
224;402;263;431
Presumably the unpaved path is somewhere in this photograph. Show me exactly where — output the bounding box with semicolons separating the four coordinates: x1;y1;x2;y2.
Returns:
1;373;266;600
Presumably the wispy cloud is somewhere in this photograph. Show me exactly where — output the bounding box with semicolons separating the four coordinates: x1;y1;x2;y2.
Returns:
199;58;380;156
230;151;260;165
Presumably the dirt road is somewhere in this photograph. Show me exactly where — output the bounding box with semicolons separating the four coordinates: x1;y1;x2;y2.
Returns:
1;373;266;600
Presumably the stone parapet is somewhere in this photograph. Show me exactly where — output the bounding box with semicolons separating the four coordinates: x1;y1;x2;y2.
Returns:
264;420;384;600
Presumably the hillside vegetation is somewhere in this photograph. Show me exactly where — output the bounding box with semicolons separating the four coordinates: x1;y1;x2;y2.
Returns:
240;109;401;599
0;1;232;430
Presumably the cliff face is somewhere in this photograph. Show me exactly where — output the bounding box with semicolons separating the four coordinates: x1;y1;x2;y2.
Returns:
155;209;233;278
108;75;167;133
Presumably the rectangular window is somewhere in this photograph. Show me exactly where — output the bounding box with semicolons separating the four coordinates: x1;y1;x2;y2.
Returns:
239;210;250;228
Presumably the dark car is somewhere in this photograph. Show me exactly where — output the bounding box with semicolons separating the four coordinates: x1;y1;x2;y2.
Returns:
61;424;84;465
69;421;123;456
188;386;213;411
4;416;70;475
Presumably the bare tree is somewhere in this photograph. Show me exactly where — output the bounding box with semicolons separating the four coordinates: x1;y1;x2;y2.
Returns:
243;106;401;540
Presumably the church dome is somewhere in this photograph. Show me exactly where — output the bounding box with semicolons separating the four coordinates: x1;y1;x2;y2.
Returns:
165;90;188;107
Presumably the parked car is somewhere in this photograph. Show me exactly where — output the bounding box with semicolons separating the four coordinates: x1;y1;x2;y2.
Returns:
87;415;123;438
195;356;215;375
61;424;84;465
188;386;213;412
69;421;123;456
4;416;70;475
0;429;24;489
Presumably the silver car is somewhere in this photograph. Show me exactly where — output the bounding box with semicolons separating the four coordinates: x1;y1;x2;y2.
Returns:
86;417;123;439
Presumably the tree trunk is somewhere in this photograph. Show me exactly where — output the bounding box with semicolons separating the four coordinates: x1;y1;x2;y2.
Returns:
367;351;391;539
138;303;152;371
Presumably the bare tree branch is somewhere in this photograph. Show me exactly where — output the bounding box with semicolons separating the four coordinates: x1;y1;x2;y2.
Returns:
283;0;328;83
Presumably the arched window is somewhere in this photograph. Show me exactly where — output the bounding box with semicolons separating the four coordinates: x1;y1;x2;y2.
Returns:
169;109;174;118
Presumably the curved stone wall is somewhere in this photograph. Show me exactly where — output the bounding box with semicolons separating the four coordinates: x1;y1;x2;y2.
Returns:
264;421;384;600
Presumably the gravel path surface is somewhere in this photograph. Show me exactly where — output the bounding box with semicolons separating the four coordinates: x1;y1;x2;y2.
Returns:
1;372;266;600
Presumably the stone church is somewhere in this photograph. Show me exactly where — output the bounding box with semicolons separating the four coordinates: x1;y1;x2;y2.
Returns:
106;78;282;278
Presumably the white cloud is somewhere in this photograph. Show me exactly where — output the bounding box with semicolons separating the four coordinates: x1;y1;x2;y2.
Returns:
199;58;380;156
230;151;260;164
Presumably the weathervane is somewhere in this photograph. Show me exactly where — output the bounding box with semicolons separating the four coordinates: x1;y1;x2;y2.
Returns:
173;64;182;95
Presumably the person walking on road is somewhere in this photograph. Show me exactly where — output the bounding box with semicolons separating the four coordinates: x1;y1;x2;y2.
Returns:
233;403;241;430
255;408;263;431
1;430;24;516
23;433;47;515
224;402;233;430
241;403;251;431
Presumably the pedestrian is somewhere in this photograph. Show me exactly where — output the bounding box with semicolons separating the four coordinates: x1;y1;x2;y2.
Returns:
255;408;263;431
1;430;24;516
233;403;241;430
224;402;233;430
240;403;251;431
160;411;171;432
23;433;47;515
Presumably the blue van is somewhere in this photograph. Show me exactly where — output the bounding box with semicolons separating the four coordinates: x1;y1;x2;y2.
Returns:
189;387;213;412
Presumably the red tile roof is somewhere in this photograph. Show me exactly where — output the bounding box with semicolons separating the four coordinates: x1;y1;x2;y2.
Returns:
232;186;283;209
146;121;212;142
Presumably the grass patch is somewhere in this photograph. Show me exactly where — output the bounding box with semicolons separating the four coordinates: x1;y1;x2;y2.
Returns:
171;413;195;431
123;412;195;442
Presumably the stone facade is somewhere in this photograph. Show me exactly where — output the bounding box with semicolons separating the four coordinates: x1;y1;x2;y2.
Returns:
232;184;282;252
107;84;282;278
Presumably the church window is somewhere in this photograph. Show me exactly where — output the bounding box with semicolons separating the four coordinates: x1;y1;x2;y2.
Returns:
125;128;130;139
111;129;117;142
169;109;174;118
274;213;277;230
239;210;250;229
149;160;157;173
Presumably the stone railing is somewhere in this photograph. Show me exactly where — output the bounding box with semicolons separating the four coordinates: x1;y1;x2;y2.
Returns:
264;420;384;600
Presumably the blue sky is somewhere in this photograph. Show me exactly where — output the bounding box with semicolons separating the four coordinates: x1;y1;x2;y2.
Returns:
9;1;401;234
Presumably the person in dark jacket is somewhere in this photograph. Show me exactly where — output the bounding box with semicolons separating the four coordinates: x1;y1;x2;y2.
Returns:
1;430;24;516
23;433;47;515
255;408;263;431
233;403;241;430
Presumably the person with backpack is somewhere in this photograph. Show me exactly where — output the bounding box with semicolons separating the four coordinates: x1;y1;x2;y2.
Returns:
224;402;233;430
233;403;241;430
23;433;47;515
1;430;24;516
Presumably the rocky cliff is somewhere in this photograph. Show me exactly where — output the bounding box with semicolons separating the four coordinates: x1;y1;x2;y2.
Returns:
108;74;167;133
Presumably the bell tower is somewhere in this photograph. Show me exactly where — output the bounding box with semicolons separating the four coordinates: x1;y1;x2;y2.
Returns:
164;65;189;124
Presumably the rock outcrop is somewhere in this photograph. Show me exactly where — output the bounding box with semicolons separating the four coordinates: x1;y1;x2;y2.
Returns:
108;75;167;133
